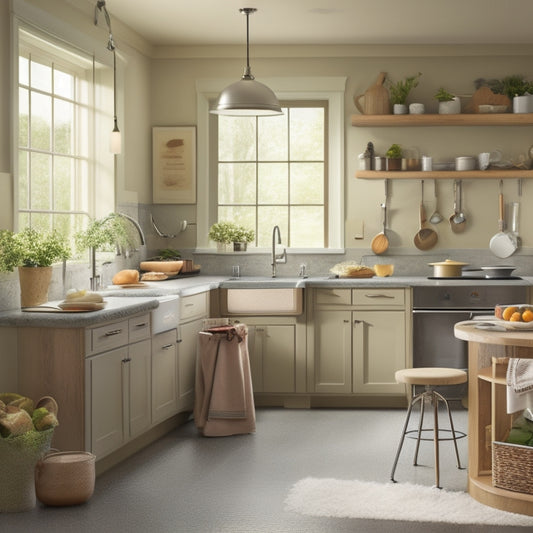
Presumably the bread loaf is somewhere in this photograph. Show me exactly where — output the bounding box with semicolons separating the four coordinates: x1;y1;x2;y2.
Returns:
141;272;168;281
112;269;140;285
65;290;103;303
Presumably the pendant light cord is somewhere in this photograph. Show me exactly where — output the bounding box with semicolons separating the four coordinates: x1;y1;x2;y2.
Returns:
240;7;256;80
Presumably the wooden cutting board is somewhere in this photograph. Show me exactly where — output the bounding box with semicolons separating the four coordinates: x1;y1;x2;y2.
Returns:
354;72;391;115
464;87;511;113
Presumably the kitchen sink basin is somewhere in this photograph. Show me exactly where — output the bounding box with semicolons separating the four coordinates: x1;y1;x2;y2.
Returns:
219;276;307;289
221;287;303;316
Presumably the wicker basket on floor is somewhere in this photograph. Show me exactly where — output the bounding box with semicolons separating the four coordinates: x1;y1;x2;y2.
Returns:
492;441;533;495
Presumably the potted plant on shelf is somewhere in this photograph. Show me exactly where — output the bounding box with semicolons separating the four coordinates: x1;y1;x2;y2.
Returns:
496;75;533;113
434;87;461;114
385;143;403;171
0;228;71;307
387;72;422;114
230;225;255;252
208;221;255;252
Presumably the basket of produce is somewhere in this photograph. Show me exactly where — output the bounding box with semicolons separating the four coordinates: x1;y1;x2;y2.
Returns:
0;393;59;512
492;411;533;495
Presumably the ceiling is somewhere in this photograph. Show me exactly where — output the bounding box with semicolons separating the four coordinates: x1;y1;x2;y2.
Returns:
98;0;533;47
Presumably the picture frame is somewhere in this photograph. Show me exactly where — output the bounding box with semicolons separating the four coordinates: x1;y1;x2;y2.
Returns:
152;126;196;204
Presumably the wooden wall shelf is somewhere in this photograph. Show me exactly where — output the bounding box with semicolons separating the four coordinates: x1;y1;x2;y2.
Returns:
355;170;533;180
351;114;533;127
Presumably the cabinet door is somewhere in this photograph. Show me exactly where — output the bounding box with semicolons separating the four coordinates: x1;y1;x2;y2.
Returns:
178;317;204;411
152;329;178;423
128;339;152;437
89;347;127;458
353;310;406;394
249;324;296;393
312;310;352;393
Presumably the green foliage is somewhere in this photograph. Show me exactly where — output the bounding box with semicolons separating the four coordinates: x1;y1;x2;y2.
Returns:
208;221;255;244
0;227;71;272
434;87;455;102
385;144;403;159
387;73;422;105
75;213;136;253
150;248;181;261
493;75;533;99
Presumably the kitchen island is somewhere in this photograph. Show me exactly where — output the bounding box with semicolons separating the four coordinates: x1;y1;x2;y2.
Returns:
454;322;533;516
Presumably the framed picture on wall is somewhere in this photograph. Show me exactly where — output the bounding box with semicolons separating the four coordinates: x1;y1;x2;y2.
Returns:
152;126;196;204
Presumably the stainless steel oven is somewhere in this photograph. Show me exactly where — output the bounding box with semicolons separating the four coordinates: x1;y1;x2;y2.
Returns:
412;283;528;400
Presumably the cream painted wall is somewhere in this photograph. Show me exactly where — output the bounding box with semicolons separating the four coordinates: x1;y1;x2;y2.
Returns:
151;51;533;253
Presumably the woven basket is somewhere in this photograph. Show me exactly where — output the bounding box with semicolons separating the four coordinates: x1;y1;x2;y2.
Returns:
0;428;54;512
35;451;96;506
493;441;533;495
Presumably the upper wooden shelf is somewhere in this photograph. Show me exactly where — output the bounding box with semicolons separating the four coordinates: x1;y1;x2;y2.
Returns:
356;169;533;179
351;113;533;127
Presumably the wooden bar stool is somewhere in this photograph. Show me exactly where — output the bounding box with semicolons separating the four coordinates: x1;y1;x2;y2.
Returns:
390;367;467;488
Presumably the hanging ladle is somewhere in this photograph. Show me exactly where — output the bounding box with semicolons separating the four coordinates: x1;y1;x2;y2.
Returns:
449;180;466;233
429;179;443;224
413;180;438;250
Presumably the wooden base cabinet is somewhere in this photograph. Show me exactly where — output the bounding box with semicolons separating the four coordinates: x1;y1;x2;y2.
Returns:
308;288;411;396
152;329;178;424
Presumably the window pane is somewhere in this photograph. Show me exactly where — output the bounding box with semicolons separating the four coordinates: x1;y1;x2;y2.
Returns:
18;151;29;209
218;206;256;242
30;59;52;92
257;206;288;248
258;163;288;204
54;68;74;99
31;213;52;233
290;206;324;247
31;92;52;151
54;99;73;154
219;115;256;161
290;163;324;204
54;155;73;211
78;160;89;212
19;56;29;86
290;108;324;160
19;88;29;148
258;111;288;161
218;163;256;204
30;152;51;210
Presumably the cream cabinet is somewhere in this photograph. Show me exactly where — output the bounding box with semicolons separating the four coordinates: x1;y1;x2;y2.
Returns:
86;314;152;459
151;328;178;424
308;288;411;396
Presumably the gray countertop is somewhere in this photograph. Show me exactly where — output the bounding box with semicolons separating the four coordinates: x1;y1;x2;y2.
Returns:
1;274;531;328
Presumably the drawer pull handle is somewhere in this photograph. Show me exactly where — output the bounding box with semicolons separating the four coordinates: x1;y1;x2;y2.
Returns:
343;320;350;323
161;343;174;350
185;303;194;307
134;322;148;328
105;329;123;336
353;320;362;324
121;357;131;363
364;294;394;299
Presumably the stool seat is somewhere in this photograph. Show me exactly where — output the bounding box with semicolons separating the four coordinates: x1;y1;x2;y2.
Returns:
395;367;467;386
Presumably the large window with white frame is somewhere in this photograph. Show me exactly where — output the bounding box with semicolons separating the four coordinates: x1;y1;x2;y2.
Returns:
216;102;327;248
16;24;114;240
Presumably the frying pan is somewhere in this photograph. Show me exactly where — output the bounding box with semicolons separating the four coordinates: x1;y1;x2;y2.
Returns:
489;184;517;258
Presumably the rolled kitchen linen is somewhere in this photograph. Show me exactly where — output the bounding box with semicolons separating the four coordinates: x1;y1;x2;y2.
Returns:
506;358;533;413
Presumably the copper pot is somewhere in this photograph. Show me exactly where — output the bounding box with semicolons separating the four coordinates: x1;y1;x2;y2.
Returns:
428;259;469;278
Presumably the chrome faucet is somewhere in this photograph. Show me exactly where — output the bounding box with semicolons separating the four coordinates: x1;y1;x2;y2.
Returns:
271;225;287;278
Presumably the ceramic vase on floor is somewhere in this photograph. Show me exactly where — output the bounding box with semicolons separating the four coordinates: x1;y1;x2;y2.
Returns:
18;266;53;307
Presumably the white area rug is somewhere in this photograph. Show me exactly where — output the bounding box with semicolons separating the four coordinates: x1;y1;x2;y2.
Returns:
285;477;533;527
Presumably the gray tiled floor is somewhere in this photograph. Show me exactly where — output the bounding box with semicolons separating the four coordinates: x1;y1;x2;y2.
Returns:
2;407;531;532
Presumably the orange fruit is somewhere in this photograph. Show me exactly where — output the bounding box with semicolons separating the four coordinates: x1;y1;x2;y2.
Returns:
502;306;518;321
510;312;522;322
522;309;533;323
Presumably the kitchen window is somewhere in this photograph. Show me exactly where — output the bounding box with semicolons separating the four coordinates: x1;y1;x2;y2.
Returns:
196;77;346;250
14;23;115;240
216;103;327;248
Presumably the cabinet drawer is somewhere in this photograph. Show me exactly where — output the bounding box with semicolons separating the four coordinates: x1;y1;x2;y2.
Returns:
315;288;351;306
88;320;129;355
353;288;405;307
180;292;208;321
129;313;151;343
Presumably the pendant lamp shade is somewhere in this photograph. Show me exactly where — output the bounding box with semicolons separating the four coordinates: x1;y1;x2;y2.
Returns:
211;8;282;116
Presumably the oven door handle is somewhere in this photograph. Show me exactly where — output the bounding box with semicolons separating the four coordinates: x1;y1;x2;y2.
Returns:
413;309;490;319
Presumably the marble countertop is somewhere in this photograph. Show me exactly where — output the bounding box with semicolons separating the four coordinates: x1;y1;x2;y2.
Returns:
1;274;531;328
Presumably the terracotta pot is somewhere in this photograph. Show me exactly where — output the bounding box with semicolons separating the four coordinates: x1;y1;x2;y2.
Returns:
18;266;53;307
428;259;469;278
387;158;402;171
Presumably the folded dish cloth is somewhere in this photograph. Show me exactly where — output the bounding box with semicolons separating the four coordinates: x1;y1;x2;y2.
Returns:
506;358;533;413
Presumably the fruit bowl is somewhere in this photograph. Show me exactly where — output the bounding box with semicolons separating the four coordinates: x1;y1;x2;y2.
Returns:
494;304;533;325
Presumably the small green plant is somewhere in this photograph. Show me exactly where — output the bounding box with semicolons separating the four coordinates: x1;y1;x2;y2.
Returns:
434;87;455;102
75;213;137;253
385;143;403;159
387;72;422;105
149;248;181;261
208;221;255;244
0;228;71;272
495;75;533;99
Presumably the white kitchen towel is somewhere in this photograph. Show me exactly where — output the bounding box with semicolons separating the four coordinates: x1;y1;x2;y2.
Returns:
506;358;533;413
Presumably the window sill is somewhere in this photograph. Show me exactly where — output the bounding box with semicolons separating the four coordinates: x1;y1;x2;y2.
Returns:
193;248;346;255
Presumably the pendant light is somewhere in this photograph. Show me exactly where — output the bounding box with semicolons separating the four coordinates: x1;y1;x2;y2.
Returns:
211;8;282;116
94;1;121;153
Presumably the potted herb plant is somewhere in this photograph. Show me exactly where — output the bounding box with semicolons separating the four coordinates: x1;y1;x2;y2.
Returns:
434;87;461;114
0;228;71;307
230;225;255;252
496;75;533;113
387;72;422;114
208;221;255;252
385;143;403;171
